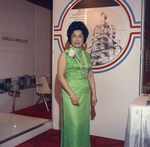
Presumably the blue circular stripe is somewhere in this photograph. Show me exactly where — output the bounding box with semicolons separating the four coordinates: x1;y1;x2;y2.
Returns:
93;36;141;73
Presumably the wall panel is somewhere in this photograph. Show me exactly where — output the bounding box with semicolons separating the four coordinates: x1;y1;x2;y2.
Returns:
53;0;142;140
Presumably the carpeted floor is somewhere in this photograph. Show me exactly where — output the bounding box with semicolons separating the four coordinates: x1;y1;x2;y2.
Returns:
14;102;52;120
14;102;124;147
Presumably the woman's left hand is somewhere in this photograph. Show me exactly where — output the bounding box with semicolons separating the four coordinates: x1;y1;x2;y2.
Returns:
92;96;97;106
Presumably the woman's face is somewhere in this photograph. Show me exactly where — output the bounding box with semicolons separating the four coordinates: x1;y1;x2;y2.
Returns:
71;30;84;49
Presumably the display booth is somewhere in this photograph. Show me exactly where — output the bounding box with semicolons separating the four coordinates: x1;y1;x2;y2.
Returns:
52;0;149;140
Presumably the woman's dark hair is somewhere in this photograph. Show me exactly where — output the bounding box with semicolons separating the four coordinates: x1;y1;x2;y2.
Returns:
67;21;89;44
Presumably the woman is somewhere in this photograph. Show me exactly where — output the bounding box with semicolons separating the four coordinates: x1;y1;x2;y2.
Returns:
57;21;97;147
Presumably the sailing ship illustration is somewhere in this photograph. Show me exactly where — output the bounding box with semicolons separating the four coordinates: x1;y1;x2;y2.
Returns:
88;11;123;66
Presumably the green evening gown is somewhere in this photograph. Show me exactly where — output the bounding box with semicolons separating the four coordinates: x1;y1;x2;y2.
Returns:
61;46;92;147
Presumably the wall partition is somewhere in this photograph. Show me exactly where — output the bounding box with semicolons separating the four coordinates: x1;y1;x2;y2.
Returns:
0;0;35;112
52;0;143;140
0;0;51;112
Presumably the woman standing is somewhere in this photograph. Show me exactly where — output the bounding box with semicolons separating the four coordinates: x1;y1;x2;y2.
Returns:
57;21;97;147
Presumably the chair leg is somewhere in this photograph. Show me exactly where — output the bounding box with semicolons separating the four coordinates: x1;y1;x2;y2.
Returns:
42;95;49;111
12;92;16;113
33;94;43;109
33;94;49;111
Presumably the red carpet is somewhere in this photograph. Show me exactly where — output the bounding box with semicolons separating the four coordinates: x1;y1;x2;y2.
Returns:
14;103;124;147
14;102;52;120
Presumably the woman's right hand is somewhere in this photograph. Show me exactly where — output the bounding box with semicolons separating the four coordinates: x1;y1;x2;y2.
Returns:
70;94;79;106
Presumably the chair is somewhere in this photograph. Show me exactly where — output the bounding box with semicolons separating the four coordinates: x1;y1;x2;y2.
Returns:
34;76;52;111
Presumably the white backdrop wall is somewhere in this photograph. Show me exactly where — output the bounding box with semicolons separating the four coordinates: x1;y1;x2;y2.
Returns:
52;0;142;140
0;0;51;112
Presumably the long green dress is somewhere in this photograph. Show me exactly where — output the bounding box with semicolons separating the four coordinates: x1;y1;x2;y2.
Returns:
61;46;92;147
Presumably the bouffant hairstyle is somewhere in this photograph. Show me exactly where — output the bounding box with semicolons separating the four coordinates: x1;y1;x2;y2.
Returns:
67;21;89;44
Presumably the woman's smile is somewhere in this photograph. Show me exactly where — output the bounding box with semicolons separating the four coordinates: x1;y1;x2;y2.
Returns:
75;42;80;45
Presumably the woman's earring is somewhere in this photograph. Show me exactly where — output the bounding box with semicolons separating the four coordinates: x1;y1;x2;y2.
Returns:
83;44;85;46
70;44;72;48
